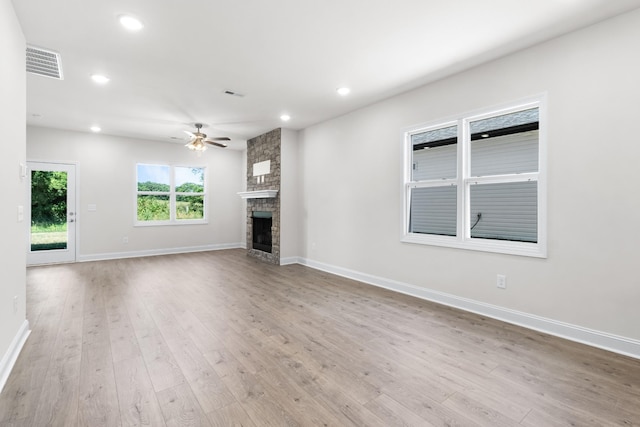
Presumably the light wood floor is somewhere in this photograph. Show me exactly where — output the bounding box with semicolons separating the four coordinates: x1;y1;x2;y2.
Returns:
1;249;639;426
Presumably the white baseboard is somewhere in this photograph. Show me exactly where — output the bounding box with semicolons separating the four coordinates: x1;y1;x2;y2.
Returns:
77;242;244;263
0;320;30;393
297;258;640;360
280;256;302;266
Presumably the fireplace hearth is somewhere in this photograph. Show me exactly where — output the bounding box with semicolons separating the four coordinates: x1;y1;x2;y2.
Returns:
252;212;272;253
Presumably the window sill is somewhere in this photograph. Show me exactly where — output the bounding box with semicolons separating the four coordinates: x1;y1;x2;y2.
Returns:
401;233;546;258
135;220;209;227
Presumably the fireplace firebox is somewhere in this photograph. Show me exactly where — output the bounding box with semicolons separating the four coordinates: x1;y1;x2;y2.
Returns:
252;211;272;253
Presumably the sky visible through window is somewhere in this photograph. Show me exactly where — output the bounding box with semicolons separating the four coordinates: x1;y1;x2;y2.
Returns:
137;164;169;186
137;165;203;187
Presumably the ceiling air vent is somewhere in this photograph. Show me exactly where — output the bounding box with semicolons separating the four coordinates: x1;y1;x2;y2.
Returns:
26;45;63;80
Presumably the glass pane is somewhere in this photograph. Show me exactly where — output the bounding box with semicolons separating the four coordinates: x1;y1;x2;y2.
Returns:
30;170;67;251
137;164;170;191
137;195;170;221
409;186;457;236
176;195;204;220
470;181;537;243
470;108;539;176
175;167;204;193
411;125;457;180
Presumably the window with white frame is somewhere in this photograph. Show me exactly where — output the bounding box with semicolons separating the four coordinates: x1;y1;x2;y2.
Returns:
403;98;546;257
136;163;207;225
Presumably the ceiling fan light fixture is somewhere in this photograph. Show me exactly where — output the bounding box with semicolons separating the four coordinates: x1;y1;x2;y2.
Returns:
184;123;228;152
186;139;207;152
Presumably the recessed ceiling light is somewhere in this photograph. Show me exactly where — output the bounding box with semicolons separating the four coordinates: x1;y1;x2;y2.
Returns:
280;114;291;122
337;87;351;96
90;126;101;133
119;15;144;31
91;74;110;84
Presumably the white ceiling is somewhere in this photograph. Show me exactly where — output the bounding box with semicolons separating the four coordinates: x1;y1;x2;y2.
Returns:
13;0;640;149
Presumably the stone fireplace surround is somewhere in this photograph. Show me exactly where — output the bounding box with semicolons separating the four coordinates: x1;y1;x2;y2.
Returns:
245;128;281;264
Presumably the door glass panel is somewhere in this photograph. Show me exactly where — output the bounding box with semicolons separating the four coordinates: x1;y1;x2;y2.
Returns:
30;170;68;251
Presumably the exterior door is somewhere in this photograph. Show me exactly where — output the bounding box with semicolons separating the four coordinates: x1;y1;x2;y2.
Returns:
27;162;76;265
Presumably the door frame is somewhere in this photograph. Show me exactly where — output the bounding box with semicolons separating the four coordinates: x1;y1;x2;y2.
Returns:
27;161;78;265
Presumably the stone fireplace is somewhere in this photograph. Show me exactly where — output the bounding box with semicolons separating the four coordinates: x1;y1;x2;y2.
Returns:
243;128;281;264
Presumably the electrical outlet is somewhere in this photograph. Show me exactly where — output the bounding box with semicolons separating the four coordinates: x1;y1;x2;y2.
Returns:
123;236;129;244
497;274;507;289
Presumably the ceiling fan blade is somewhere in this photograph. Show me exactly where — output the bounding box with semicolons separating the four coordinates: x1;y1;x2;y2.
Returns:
204;140;228;148
184;130;196;138
209;137;231;141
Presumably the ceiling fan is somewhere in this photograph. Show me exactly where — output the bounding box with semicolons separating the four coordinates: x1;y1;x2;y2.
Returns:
184;123;230;152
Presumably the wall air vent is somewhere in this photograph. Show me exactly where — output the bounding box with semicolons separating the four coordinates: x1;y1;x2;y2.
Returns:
26;45;63;80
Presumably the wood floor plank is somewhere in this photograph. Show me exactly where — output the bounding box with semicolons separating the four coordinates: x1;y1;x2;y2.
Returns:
30;281;84;427
521;405;615;427
156;383;212;427
77;343;121;427
364;393;436;427
442;391;522;426
163;339;235;414
31;377;79;427
105;293;142;363
0;365;48;424
1;249;638;427
113;356;167;427
134;327;186;393
204;348;301;426
0;418;35;427
206;402;256;427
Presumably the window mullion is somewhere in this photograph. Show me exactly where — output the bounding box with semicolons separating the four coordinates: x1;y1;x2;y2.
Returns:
170;166;176;222
459;118;469;241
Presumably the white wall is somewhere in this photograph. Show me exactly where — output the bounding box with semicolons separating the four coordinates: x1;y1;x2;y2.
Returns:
280;128;300;260
0;0;28;390
298;9;640;344
27;127;245;259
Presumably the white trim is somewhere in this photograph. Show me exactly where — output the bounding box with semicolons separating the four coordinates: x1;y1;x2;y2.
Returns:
77;242;243;262
296;257;640;360
135;163;208;226
237;190;279;199
403;95;547;258
280;256;302;266
0;320;30;393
